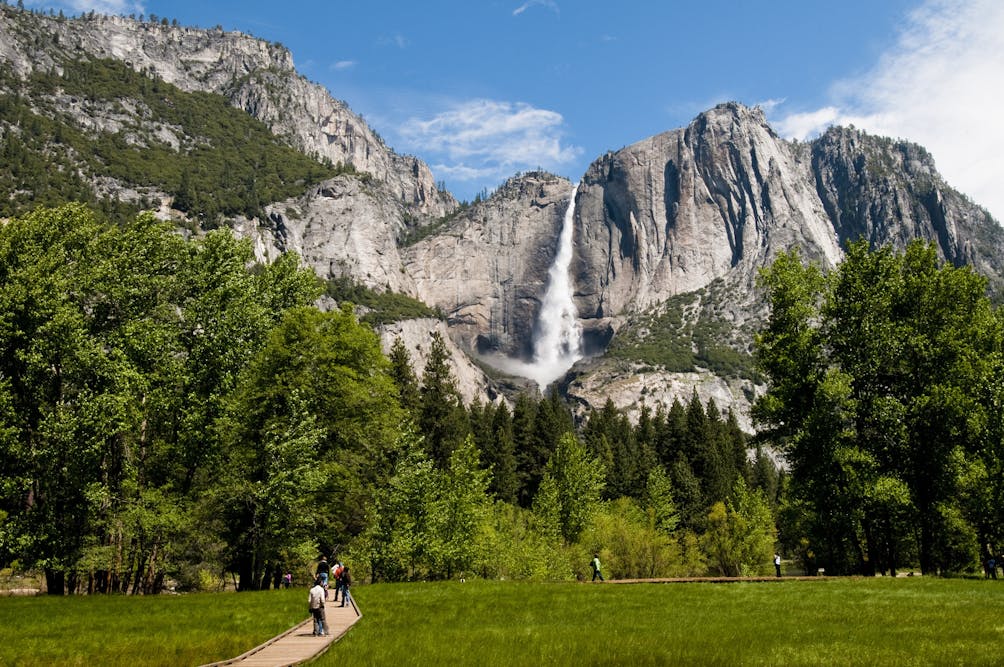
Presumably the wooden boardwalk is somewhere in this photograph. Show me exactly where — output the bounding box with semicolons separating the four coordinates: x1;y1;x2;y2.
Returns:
198;595;361;667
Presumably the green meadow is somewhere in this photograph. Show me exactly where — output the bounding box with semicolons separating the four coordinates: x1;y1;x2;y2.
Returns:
0;588;304;666
2;578;1002;666
332;579;1004;666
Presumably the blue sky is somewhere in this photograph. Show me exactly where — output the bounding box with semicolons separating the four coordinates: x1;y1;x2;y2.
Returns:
25;1;1004;220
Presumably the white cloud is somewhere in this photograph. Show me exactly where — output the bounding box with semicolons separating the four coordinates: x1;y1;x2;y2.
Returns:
330;60;357;71
398;99;581;181
429;163;497;181
513;0;559;17
753;97;786;115
27;0;144;15
773;0;1004;221
377;34;408;49
773;106;840;139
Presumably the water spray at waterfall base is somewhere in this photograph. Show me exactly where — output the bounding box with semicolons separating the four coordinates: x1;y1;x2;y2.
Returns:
490;184;583;391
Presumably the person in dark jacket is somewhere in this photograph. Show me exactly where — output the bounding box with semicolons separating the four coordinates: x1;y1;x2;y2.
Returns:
316;557;330;599
339;566;353;607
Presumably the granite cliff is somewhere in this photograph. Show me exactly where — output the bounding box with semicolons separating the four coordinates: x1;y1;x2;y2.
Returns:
1;8;1002;423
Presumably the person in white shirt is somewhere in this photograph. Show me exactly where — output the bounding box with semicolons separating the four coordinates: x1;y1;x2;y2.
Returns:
308;577;327;636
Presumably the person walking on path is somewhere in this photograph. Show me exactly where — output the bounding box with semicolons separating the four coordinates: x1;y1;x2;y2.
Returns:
330;562;342;602
591;554;604;582
774;553;782;577
316;557;330;599
339;566;353;607
308;577;327;637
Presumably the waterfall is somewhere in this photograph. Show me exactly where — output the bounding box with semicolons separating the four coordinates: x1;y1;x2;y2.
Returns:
526;183;583;389
481;184;584;391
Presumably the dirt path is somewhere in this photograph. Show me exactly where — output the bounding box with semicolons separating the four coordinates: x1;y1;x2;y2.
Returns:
198;596;361;667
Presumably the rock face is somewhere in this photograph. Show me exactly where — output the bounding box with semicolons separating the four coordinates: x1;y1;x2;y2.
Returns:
563;102;1003;424
810;126;1003;289
574;103;1003;324
0;8;455;218
404;172;575;357
237;175;413;292
377;319;494;405
574;103;842;321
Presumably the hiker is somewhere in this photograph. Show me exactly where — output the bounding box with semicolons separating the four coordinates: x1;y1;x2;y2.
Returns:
316;556;330;599
591;554;604;582
774;553;782;577
332;561;344;602
308;577;327;637
339;566;353;607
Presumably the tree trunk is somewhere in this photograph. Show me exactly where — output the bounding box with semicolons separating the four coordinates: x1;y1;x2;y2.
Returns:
919;514;935;575
861;520;876;576
44;568;64;595
237;555;254;591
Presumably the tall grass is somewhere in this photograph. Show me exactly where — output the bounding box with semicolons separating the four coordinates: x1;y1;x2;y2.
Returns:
0;587;303;666
325;578;1004;666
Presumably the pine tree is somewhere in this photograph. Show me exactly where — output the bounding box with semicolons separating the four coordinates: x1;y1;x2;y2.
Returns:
419;331;469;468
512;393;539;507
644;465;680;536
670;455;704;530
388;337;420;417
487;402;518;504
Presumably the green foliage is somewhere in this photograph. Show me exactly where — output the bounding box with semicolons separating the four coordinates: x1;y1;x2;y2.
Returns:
643;465;680;536
419;332;469;468
0;204;322;592
325;275;440;325
213;398;327;591
606;286;755;379
584;390;751;527
700;478;777;577
580;498;686;579
355;430;439;582
355;432;492;582
386;337;421;417
226;304;405;563
475;502;575;580
425;435;492;579
535;433;605;544
755;242;1001;575
469;399;519;505
0;58;340;221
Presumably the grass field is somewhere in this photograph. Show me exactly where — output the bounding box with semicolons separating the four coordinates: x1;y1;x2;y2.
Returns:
0;587;304;666
327;578;1004;666
1;578;1002;665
